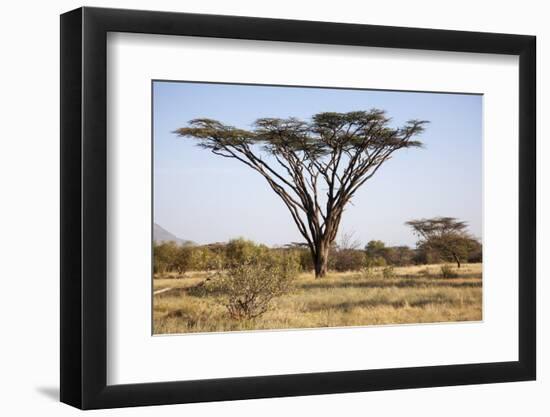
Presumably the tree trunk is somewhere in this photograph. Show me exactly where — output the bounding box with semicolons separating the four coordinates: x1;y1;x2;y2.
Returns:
313;245;329;278
451;252;461;269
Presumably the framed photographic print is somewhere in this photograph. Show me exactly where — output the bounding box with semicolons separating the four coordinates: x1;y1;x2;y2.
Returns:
60;6;536;409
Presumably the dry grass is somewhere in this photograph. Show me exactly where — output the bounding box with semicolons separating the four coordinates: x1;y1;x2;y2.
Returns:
153;263;482;334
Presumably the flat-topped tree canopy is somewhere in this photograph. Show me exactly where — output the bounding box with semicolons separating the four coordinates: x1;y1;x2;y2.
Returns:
406;217;474;268
175;110;428;277
406;217;469;239
176;110;425;155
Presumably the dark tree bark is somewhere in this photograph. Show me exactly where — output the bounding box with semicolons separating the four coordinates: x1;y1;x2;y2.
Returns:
312;242;330;278
176;111;427;278
451;251;461;269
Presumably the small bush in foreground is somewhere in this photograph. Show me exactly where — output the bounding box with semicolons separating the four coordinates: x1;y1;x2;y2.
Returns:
211;253;299;320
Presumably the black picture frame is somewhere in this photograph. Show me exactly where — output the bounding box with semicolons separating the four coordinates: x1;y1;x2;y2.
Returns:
60;6;536;410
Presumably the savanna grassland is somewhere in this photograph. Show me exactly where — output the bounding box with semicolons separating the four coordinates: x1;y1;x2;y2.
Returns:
153;263;482;334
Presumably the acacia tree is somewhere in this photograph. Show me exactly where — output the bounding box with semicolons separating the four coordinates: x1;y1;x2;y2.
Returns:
406;217;476;268
175;110;427;278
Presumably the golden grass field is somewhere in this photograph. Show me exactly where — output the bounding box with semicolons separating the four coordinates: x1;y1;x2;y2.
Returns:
153;263;482;334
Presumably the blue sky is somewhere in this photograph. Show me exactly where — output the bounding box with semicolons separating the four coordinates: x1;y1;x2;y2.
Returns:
153;81;482;247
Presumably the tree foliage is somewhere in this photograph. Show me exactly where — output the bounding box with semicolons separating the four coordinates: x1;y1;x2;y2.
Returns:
209;251;299;320
364;240;415;267
224;238;268;267
154;241;183;274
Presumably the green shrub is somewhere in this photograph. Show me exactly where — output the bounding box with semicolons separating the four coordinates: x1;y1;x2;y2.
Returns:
210;252;299;320
365;255;387;268
296;248;314;271
187;247;223;271
153;241;179;274
331;249;366;272
224;238;268;267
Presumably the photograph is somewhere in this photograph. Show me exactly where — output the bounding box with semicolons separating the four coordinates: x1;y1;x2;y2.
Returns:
152;81;483;335
52;2;539;411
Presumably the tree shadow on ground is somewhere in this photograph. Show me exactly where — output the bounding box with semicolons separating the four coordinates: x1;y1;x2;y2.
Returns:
305;296;472;313
300;280;482;291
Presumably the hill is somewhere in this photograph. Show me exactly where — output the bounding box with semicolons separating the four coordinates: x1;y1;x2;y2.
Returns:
153;223;193;245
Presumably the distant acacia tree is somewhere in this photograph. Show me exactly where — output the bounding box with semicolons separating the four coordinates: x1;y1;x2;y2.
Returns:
406;217;477;268
176;111;427;277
